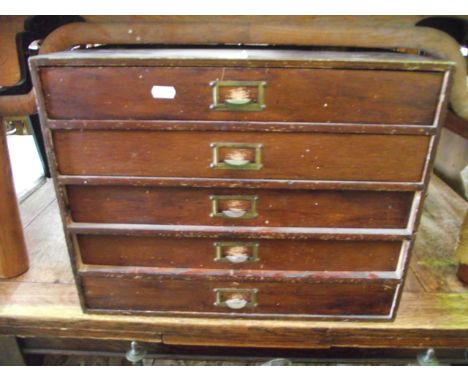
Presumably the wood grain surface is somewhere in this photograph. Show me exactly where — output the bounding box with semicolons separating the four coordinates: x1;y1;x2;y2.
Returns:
80;274;398;318
53;130;430;182
40;66;442;125
0;176;466;348
77;234;403;272
0;118;29;278
28;49;454;323
66;185;414;229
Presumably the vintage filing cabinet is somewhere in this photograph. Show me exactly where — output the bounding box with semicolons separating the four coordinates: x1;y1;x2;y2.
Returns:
29;49;453;320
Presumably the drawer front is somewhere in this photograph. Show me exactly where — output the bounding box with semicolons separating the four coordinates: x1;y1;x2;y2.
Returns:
81;274;398;317
40;66;442;125
67;186;413;229
54;130;430;182
77;234;403;272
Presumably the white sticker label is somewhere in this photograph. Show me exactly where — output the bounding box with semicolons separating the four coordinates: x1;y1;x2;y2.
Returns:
151;85;176;99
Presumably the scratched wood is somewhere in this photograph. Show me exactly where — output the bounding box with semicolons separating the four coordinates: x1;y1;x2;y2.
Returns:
0;176;466;348
66;185;414;229
27;48;454;321
39;64;443;125
52;130;431;183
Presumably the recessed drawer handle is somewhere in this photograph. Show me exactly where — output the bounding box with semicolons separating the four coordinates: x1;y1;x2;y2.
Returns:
225;253;249;263
224;158;250;167
225;98;252;106
222;209;247;218
210;195;258;219
214;242;260;263
209;80;267;112
225;296;248;309
214;288;258;310
210;142;263;171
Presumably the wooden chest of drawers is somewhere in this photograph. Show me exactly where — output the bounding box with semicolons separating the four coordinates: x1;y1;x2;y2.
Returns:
30;49;453;320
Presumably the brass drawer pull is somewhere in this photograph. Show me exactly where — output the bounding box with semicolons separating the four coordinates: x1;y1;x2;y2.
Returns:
210;195;258;219
214;288;258;310
209;80;267;112
225;159;249;166
210;142;263;171
214;242;260;264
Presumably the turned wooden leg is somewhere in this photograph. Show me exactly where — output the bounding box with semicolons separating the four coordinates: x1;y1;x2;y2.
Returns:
0;117;29;278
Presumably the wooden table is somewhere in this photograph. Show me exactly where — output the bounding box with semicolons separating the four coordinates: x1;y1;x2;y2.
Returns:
0;175;467;364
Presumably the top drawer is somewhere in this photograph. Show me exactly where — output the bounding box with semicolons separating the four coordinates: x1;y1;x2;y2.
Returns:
38;65;443;125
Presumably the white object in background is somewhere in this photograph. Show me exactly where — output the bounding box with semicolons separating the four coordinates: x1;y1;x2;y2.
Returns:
151;85;176;99
7;135;45;201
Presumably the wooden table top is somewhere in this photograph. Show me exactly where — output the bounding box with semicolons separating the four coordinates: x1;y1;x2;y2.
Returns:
0;175;467;349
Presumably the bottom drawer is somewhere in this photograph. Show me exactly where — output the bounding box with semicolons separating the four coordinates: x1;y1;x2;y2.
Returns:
80;273;399;319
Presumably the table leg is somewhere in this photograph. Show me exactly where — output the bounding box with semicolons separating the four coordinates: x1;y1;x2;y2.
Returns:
0;116;29;278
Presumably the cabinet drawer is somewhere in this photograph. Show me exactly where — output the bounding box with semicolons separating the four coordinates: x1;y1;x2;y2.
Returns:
67;186;414;229
77;234;403;272
40;66;442;125
81;273;398;318
54;130;430;183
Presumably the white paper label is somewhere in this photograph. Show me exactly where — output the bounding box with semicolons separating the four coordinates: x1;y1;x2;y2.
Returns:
151;85;176;99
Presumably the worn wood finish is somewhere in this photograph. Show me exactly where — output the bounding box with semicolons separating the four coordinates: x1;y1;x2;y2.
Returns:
28;49;454;321
0;176;467;349
77;234;403;272
0;117;29;278
5;17;468;120
40;65;443;125
78;261;402;280
0;26;464;345
68;223;412;241
32;48;454;71
4;284;468;348
58;175;424;192
53;130;430;183
48;119;438;136
80;273;398;318
67;185;414;229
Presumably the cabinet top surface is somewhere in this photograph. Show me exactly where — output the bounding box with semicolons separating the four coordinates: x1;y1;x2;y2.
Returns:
30;49;455;71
